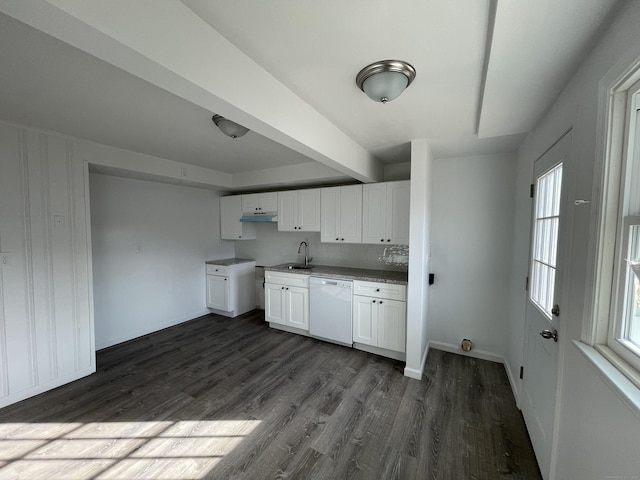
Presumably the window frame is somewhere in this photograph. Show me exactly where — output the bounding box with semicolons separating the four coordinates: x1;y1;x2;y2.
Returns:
589;72;640;389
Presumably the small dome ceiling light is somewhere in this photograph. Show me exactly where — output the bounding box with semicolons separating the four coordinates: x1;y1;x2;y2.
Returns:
212;114;249;138
356;60;416;103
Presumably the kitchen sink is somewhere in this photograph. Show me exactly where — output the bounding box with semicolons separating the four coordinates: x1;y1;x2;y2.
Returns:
284;263;314;270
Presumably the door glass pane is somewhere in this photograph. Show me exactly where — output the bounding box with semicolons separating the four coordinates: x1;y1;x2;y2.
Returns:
530;164;563;318
625;224;640;346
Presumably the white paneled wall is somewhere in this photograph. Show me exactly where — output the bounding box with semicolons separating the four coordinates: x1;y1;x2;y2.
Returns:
0;122;94;408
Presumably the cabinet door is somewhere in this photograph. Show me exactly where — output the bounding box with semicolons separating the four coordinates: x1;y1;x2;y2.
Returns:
320;187;340;243
265;283;286;325
339;185;363;243
362;183;388;244
260;192;278;211
377;299;406;352
298;189;321;232
220;196;242;239
220;196;255;240
386;181;410;245
277;191;298;231
286;286;309;330
241;193;261;213
352;295;377;346
207;275;229;311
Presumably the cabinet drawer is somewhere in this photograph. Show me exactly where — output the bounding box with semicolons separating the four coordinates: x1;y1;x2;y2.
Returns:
265;271;309;288
206;265;229;276
353;280;406;301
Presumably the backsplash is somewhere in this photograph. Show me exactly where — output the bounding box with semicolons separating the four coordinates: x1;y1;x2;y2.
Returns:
233;223;408;271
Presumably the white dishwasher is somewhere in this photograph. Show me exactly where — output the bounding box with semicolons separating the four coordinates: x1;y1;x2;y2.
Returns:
309;277;353;346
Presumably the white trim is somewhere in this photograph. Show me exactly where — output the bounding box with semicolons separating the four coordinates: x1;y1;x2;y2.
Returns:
0;366;95;410
504;359;521;403
404;342;428;379
353;343;406;362
574;340;640;420
95;309;210;350
428;341;504;364
584;50;640;345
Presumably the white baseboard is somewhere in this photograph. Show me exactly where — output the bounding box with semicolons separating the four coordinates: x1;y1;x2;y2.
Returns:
0;366;96;409
503;359;521;405
96;309;210;350
429;341;504;364
404;343;430;379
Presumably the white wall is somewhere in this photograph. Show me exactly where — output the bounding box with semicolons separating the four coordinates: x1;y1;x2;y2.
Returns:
90;173;234;349
405;140;433;378
506;2;640;478
429;153;516;362
0;121;94;408
234;225;408;271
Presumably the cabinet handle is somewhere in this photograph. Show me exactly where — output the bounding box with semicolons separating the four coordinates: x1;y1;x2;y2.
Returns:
238;236;242;238
286;287;289;290
372;300;376;303
379;301;383;304
376;288;380;292
336;237;339;241
387;239;391;242
380;239;384;242
341;238;345;241
224;278;227;281
281;286;284;290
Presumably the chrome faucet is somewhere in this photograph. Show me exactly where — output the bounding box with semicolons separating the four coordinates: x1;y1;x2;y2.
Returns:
297;241;312;266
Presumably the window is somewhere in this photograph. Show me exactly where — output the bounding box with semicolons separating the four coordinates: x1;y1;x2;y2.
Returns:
530;164;563;318
595;77;640;378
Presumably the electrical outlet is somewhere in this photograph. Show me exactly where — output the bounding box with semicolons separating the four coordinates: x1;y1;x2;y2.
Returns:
0;252;13;267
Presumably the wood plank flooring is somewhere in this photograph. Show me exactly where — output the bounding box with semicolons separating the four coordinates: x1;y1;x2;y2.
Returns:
0;311;541;479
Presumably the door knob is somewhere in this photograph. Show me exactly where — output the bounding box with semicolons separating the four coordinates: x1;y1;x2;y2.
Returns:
540;329;558;342
551;304;560;316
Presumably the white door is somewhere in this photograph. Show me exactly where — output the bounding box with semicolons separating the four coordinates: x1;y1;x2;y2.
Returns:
286;286;309;330
298;189;321;231
207;275;229;311
277;191;297;231
352;295;377;346
362;183;388;244
265;283;286;325
377;299;407;353
339;185;363;243
320;187;340;243
521;131;571;479
387;181;410;245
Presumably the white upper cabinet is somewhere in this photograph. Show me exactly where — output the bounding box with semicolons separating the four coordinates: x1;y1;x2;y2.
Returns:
362;180;410;245
242;192;277;213
220;196;256;240
278;189;321;232
321;185;363;243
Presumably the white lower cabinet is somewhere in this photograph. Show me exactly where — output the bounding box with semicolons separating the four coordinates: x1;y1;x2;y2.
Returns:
352;280;407;353
207;274;230;311
264;271;309;331
206;261;256;317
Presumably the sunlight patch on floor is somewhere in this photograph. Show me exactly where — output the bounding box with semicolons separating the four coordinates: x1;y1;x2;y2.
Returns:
0;420;261;480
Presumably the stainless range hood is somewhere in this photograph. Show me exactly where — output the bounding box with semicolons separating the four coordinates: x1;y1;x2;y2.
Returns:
239;212;278;223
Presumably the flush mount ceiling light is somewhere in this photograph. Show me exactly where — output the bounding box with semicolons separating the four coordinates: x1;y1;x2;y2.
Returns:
356;60;416;103
212;114;249;138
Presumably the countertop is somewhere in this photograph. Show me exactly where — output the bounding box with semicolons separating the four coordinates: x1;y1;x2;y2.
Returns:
206;258;256;266
265;264;408;285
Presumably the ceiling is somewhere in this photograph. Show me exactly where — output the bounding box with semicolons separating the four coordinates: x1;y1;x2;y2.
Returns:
0;0;622;189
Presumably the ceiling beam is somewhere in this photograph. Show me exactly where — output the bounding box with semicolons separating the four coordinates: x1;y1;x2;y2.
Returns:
0;0;383;183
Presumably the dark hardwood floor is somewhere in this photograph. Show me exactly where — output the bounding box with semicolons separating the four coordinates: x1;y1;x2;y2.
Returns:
0;311;541;479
